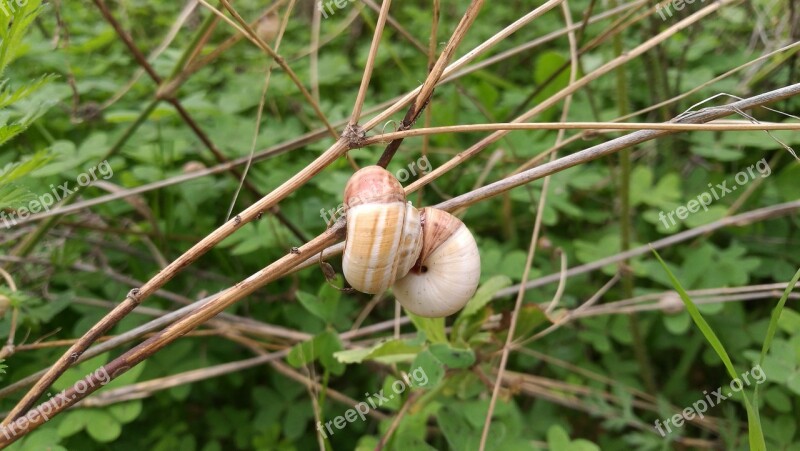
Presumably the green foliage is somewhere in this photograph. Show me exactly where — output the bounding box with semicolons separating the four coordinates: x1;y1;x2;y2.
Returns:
0;149;51;207
0;0;56;207
1;0;798;449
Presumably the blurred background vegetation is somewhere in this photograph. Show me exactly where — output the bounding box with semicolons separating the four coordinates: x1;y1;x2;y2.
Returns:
0;0;799;449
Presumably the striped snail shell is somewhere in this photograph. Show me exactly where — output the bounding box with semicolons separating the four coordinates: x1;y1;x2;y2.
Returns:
342;166;423;294
392;208;480;317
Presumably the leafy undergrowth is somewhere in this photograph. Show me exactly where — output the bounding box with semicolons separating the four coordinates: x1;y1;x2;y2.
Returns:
1;1;799;450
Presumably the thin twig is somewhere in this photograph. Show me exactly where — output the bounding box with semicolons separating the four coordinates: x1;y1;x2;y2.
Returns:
350;0;393;125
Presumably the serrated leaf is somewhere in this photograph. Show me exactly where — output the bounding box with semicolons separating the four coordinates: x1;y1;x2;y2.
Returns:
0;74;57;109
0;0;44;75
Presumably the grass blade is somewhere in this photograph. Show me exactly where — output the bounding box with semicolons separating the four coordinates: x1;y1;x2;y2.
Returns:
651;247;766;450
758;266;800;366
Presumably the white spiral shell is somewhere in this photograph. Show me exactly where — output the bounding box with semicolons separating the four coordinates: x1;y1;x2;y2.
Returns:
392;208;480;317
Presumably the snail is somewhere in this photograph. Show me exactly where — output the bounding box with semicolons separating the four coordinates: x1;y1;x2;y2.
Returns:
342;166;480;317
256;13;280;43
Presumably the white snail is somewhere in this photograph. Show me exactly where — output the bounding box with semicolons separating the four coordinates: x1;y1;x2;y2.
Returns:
392;207;480;317
342;166;480;318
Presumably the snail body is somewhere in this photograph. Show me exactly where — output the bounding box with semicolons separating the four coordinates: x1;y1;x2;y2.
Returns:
342;166;480;317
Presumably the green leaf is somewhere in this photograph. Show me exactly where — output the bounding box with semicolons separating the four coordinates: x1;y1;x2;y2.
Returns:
286;331;345;375
763;387;792;413
776;162;800;202
437;405;473;450
296;290;337;324
379;376;403;410
84;410;122;443
0;148;51;183
759;267;800;367
429;343;475;369
506;305;549;342
0;74;57;109
108;400;143;424
547;424;599;451
547;425;572;449
408;313;446;344
663;311;692;335
777;308;800;334
410;350;444;389
333;338;422;364
575;234;623;275
460;275;512;317
0;0;44;75
629;167;681;209
56;412;86;438
692;132;745;161
15;428;65;451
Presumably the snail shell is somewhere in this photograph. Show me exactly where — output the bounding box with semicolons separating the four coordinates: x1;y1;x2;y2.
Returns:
392;208;480;317
256;13;280;42
342;166;423;294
